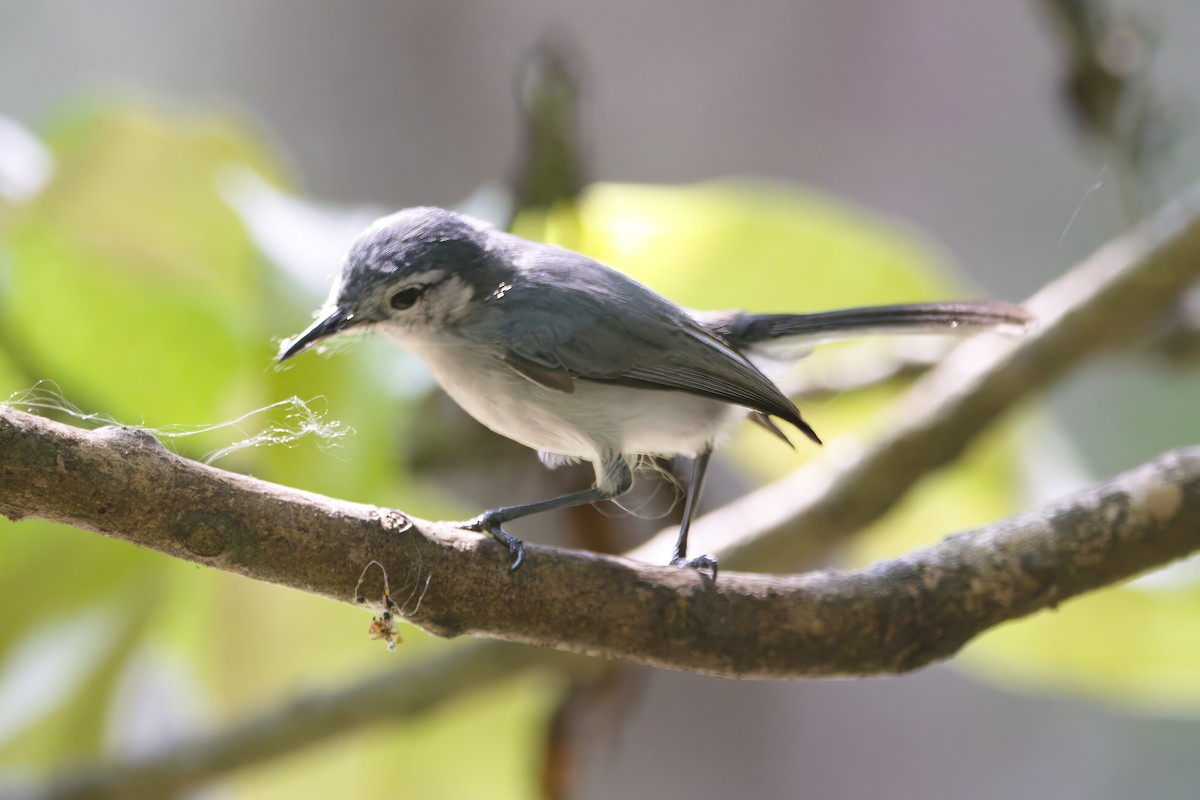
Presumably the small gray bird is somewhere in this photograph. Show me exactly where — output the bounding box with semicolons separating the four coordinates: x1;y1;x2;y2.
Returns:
279;207;1030;574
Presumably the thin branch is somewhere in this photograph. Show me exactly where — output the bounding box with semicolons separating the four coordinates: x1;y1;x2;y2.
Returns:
777;339;951;400
630;181;1200;571
30;641;578;800
508;33;587;221
1038;0;1175;167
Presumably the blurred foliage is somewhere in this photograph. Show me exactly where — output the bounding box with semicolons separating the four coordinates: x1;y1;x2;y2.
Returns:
1;98;1198;797
0;102;553;799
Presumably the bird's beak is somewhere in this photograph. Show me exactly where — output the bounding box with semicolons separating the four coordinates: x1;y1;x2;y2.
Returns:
277;306;354;362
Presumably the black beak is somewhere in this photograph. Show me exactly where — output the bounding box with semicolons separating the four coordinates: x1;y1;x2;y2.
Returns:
278;306;353;362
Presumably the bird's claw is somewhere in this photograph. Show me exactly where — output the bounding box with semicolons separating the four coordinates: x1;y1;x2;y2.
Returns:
671;554;719;580
462;513;526;572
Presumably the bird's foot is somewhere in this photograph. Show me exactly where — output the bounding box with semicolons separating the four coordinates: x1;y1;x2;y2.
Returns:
671;554;718;580
462;512;526;572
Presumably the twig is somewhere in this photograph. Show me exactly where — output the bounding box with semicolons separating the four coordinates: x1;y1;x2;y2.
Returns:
507;34;586;227
30;641;577;800
777;339;949;400
1038;0;1174;167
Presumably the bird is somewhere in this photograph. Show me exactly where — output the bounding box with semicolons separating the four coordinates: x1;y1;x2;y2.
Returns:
278;206;1031;575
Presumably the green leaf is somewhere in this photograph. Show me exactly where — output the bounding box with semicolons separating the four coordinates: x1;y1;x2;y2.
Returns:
0;99;541;794
0;102;287;428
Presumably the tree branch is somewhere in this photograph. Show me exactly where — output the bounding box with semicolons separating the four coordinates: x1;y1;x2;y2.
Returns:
29;641;585;800
34;432;1198;800
37;437;1199;800
3;405;1199;677
631;181;1200;570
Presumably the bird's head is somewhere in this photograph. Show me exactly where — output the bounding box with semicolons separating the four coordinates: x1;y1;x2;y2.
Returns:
278;207;503;361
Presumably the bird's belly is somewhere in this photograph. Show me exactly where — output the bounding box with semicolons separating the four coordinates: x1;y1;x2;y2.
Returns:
580;381;737;457
408;341;734;460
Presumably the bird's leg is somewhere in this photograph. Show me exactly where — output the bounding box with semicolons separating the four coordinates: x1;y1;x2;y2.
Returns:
463;453;632;571
465;485;614;571
670;448;717;578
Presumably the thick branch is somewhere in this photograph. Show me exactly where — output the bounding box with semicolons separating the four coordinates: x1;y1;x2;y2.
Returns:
2;406;1199;678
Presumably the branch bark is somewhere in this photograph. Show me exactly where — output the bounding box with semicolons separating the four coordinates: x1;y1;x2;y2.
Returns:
3;405;1199;678
35;437;1199;800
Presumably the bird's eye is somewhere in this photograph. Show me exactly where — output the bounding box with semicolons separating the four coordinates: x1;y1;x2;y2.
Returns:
390;286;425;310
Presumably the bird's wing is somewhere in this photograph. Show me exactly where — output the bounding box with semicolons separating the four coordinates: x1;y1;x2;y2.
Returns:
479;252;821;444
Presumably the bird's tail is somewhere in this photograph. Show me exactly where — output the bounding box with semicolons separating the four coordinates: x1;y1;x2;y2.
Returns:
711;300;1031;352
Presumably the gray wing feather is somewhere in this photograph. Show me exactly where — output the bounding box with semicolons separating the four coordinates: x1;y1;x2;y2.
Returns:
466;240;820;443
501;351;576;393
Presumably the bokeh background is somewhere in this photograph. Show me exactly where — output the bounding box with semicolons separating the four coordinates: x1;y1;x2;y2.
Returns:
2;1;1199;798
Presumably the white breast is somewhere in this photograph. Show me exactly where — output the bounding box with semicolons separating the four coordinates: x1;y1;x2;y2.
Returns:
400;337;738;463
